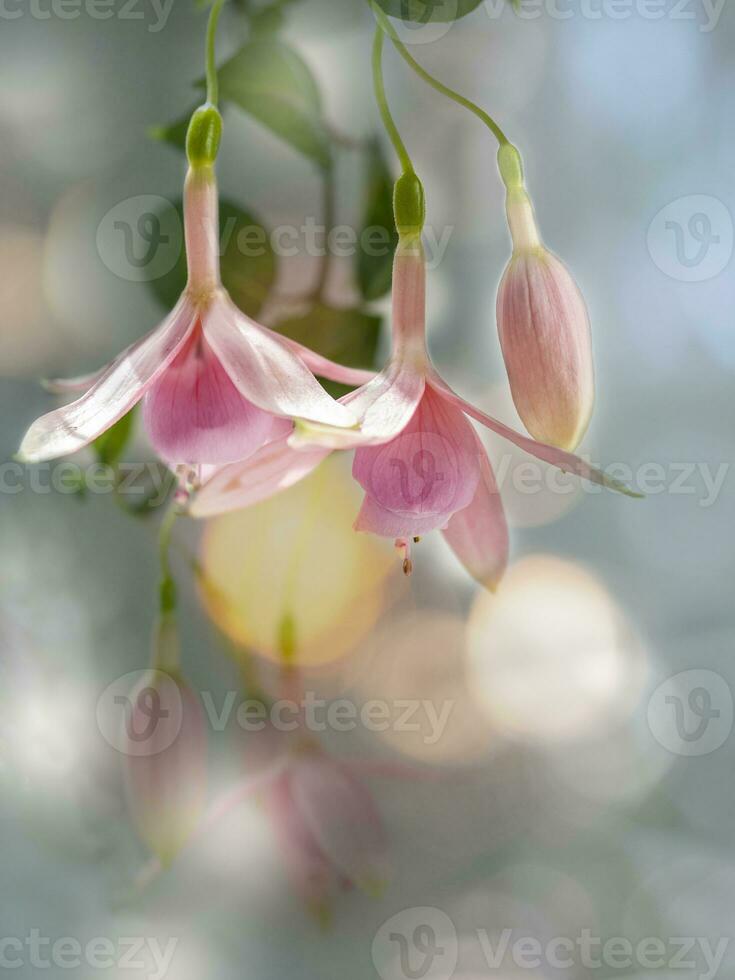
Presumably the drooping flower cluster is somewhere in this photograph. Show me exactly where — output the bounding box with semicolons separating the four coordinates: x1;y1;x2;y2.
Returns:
191;173;631;587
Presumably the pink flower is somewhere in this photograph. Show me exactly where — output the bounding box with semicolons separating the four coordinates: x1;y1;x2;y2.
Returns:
496;144;595;452
191;177;632;588
192;735;389;922
266;746;389;920
17;109;360;468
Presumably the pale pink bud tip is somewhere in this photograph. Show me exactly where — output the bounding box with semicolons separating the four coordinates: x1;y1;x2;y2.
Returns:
497;247;595;452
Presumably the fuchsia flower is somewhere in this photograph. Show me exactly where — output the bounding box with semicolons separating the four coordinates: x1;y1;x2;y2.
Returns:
191;175;632;589
495;144;595;452
265;745;389;920
187;731;389;922
17;107;362;468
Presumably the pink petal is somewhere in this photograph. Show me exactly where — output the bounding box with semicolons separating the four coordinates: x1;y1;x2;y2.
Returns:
18;298;197;463
202;295;357;428
353;386;480;524
188;426;329;517
42;354;138;396
353;494;454;537
142;325;274;466
442;433;509;591
268;771;333;907
427;371;640;496
282;337;375;387
289;363;426;451
288;242;429;451
290;754;389;892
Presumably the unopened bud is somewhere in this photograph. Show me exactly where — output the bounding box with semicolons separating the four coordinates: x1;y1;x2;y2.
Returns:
495;143;595;451
393;172;425;240
186;104;222;168
497;244;594;451
122;654;207;867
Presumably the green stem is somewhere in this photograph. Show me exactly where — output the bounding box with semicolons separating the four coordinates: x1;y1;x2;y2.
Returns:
372;26;414;175
158;502;180;614
206;0;228;106
369;0;510;147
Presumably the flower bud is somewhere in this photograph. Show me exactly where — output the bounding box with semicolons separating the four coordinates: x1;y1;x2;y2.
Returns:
122;656;207;867
497;158;595;451
186;103;222;168
393;172;425;240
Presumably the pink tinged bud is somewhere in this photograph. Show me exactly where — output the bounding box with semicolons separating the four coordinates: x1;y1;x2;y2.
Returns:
122;667;207;867
497;190;594;451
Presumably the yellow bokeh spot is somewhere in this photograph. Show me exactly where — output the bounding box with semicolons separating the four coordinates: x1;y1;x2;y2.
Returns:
199;455;396;668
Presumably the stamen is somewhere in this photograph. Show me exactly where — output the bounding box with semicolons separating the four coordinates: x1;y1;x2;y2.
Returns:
395;536;414;576
174;463;202;505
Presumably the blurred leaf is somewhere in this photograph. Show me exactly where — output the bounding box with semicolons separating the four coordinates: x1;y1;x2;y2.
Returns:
274;304;381;397
149;106;199;153
374;0;485;22
216;39;332;170
93;410;136;467
150;199;276;318
357;140;398;302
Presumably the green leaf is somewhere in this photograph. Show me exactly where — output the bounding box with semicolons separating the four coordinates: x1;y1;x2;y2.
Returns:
93;409;136;467
150;199;276;318
373;0;485;23
273;304;381;397
216;39;332;170
149;105;199;153
357;140;399;302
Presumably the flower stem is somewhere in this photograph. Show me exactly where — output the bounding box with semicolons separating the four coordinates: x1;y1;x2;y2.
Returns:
206;0;228;107
369;0;510;148
372;26;414;175
158;501;180;615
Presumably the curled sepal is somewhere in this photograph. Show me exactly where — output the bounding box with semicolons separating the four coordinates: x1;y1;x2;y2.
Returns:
122;657;207;867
